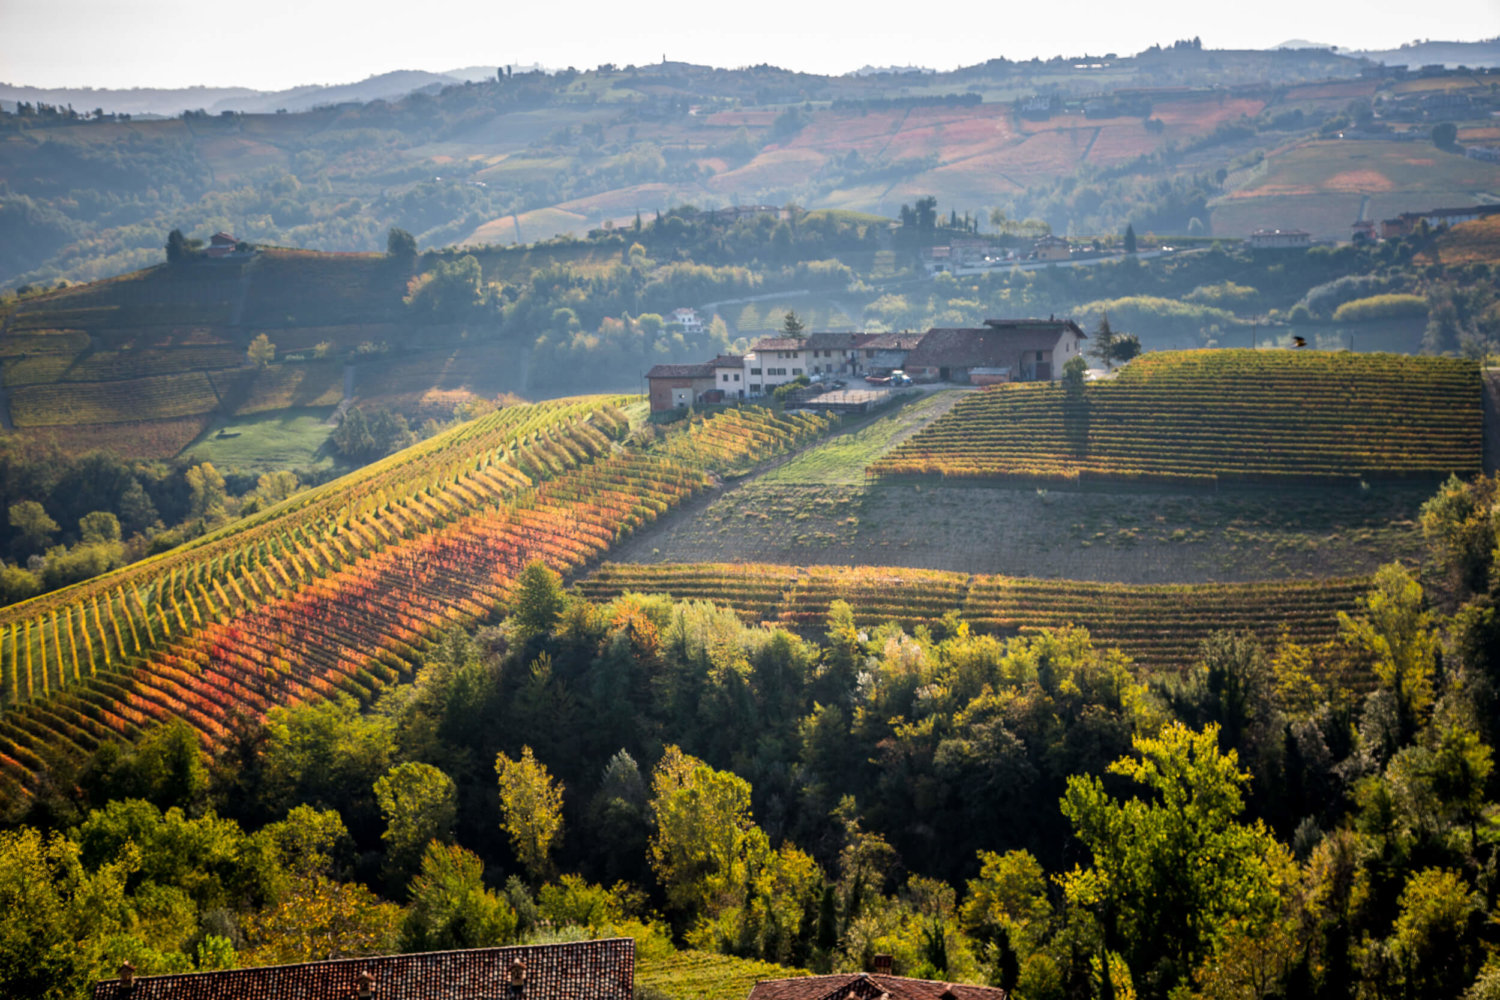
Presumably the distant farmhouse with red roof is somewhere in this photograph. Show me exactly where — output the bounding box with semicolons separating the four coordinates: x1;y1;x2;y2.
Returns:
748;967;1008;1000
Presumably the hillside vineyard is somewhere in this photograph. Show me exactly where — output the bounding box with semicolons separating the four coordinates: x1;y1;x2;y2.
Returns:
0;403;829;806
578;562;1372;682
870;350;1482;484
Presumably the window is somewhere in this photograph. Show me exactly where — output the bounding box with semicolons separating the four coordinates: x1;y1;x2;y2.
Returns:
733;373;740;381
722;374;730;381
792;368;803;376
750;367;762;375
751;384;762;393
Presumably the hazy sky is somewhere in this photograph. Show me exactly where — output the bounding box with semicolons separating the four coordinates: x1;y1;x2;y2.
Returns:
2;0;1497;90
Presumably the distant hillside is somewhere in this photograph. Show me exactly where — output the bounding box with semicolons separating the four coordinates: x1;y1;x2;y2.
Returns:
1347;38;1500;68
0;70;471;118
1;45;1398;288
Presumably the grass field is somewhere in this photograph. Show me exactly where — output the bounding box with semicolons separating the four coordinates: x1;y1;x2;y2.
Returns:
637;949;807;1000
180;410;341;473
761;391;966;485
1423;214;1500;264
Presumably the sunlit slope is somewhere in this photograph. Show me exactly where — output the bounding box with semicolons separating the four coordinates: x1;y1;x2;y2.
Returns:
870;351;1481;485
0;402;833;808
578;561;1370;681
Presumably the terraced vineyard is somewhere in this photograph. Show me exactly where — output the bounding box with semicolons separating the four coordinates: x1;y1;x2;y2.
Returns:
869;351;1482;485
578;562;1371;677
0;402;832;808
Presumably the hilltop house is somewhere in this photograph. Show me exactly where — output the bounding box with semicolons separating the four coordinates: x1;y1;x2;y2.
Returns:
206;231;245;258
748;965;1009;1000
93;939;634;1000
903;318;1087;383
671;307;703;334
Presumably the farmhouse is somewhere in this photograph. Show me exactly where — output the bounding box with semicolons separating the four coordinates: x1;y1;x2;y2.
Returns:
1380;204;1500;238
746;336;813;394
93;939;635;1000
205;231;246;258
1247;228;1312;249
748;966;1008;1000
646;362;720;412
858;332;925;375
903;318;1087;383
804;332;877;376
1032;234;1072;261
671;307;704;333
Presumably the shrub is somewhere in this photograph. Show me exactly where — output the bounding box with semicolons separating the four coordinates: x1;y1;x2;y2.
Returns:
1332;294;1429;324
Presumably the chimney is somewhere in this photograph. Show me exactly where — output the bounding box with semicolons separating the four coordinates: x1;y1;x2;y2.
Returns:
119;961;136;990
357;970;376;999
872;954;893;976
509;958;528;993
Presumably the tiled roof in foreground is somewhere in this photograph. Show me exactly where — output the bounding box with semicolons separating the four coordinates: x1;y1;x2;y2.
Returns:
93;938;634;1000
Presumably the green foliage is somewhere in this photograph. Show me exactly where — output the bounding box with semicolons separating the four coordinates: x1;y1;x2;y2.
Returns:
386;227;417;262
1338;563;1440;739
400;841;517;951
510;560;567;644
330;406;415;462
1060;722;1294;998
374;761;457;887
495;745;565;882
9;499;59;553
77;511;121;545
1331;293;1429;324
1419;473;1497;596
246;333;276;367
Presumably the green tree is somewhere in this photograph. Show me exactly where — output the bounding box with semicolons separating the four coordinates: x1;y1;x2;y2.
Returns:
184;463;227;523
1088;313;1119;370
386;227;417;262
1338;563;1440;740
373;762;457;887
1059;722;1294;999
400;842;517;951
0;828;135;1000
1110;333;1142;365
165;229;191;264
648;745;767;921
241;875;400;965
1419;473;1497;597
78;511;121;545
247;333;275;367
1432;122;1459;152
494;745;564;882
1388;868;1481;996
781;310;806;339
9;499;59;553
1124;223;1138;253
510;560;566;643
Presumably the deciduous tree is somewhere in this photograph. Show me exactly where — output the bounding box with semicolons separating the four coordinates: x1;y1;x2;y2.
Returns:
494;745;564;882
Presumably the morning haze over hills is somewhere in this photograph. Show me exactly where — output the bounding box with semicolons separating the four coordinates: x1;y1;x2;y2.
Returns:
4;20;1500;1000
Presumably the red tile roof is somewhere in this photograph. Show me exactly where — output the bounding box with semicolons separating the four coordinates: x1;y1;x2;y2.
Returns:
710;355;747;368
750;337;810;352
749;973;1006;1000
905;325;1081;370
647;363;715;378
804;332;877;350
93;939;634;1000
861;333;925;351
